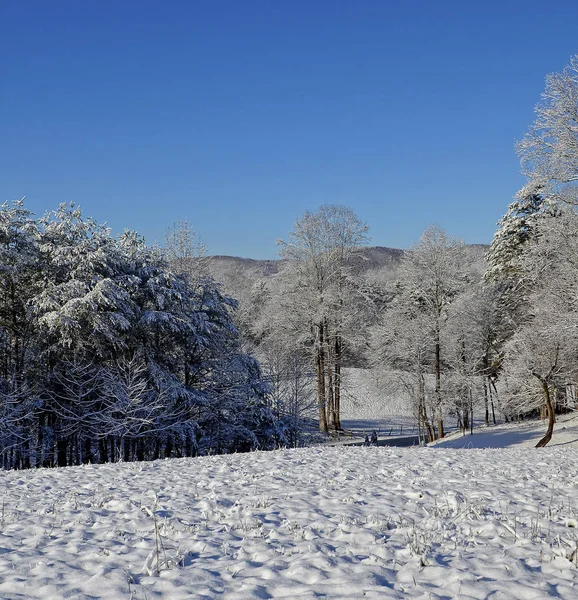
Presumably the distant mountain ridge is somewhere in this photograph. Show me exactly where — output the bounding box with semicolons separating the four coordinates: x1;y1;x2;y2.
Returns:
204;246;405;304
206;255;287;278
205;245;404;279
205;244;488;275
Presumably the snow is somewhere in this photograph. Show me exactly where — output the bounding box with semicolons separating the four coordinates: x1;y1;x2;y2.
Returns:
340;368;415;433
2;444;578;598
431;413;578;449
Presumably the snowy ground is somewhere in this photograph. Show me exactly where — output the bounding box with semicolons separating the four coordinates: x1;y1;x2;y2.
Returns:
2;444;578;599
431;412;578;449
340;369;415;434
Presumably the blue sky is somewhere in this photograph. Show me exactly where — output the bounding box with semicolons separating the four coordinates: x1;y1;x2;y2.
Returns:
2;1;578;259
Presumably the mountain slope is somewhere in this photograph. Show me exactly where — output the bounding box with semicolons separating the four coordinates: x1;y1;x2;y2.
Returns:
204;246;404;303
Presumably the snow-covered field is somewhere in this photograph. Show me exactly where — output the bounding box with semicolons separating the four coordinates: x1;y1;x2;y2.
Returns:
2;443;578;599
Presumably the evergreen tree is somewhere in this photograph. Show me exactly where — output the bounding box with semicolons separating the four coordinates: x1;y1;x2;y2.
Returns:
0;200;279;469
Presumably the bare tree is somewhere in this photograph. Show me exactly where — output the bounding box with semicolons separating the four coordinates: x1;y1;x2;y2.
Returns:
277;205;369;433
259;336;316;447
502;303;575;447
372;303;436;443
397;225;467;439
164;219;207;283
443;286;489;434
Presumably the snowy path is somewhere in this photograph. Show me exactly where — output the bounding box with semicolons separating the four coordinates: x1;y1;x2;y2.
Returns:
2;447;578;598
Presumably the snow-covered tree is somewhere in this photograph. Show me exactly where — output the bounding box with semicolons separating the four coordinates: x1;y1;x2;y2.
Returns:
258;332;316;447
277;205;369;433
0;200;279;468
371;300;436;442
0;200;42;468
0;201;41;370
500;210;578;446
395;225;468;439
164;219;207;283
485;184;556;282
443;285;490;433
517;54;578;207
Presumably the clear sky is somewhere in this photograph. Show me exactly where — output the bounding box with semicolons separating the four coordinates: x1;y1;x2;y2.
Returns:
2;1;578;259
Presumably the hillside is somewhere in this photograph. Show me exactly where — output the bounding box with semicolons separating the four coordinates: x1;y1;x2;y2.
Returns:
430;412;578;449
204;246;404;302
206;246;403;278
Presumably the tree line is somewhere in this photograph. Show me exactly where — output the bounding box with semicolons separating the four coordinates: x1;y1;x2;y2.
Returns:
245;54;578;448
249;212;495;444
4;53;578;466
0;203;282;469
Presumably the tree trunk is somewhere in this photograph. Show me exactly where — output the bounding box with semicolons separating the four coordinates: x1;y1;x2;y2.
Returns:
491;392;496;425
334;334;342;430
334;374;341;429
316;321;328;433
420;404;435;443
326;366;335;430
99;438;108;463
325;327;336;430
469;388;474;436
123;438;131;462
535;379;555;448
417;374;434;443
437;412;444;439
57;438;68;467
489;378;498;425
84;437;92;464
483;379;489;426
434;333;444;439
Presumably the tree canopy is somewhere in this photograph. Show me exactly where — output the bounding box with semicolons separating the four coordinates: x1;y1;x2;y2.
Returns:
0;200;282;469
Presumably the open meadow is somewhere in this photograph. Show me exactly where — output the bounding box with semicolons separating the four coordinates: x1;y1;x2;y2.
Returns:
2;428;578;599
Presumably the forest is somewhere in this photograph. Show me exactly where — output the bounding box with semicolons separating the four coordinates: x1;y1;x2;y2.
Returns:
0;204;283;469
231;55;578;450
3;54;578;468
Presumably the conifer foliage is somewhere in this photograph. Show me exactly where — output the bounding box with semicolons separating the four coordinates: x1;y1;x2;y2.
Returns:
0;201;279;469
